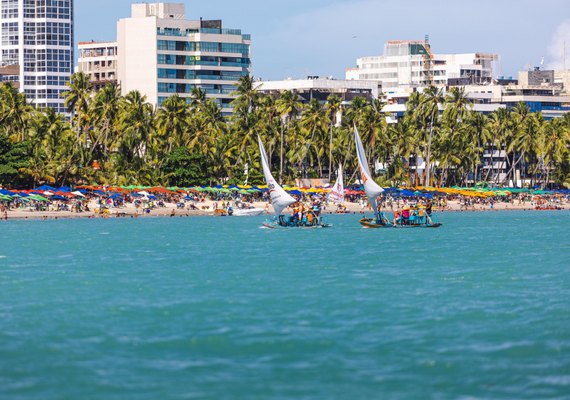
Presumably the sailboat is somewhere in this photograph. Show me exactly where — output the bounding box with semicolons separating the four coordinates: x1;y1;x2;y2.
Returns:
327;164;347;212
258;136;330;229
354;126;389;228
354;127;441;229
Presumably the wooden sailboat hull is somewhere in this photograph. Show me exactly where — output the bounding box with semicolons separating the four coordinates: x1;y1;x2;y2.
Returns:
359;218;442;229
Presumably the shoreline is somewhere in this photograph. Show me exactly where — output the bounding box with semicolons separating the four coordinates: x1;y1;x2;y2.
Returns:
2;202;568;221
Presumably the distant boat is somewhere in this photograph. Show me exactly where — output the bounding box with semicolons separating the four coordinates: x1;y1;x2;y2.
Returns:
233;206;265;216
327;164;344;204
257;136;330;229
328;164;348;213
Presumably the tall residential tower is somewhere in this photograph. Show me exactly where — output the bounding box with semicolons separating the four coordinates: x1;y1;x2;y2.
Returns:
117;3;251;114
0;0;74;112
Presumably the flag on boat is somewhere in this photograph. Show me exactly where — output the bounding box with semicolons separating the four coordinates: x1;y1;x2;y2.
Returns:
257;135;296;215
354;126;383;212
328;164;344;204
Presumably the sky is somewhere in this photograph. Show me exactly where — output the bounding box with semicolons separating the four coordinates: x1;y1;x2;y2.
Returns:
75;0;570;80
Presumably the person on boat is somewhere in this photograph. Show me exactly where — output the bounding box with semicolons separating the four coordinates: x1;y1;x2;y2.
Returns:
393;210;401;226
401;206;410;225
375;211;389;225
307;210;314;226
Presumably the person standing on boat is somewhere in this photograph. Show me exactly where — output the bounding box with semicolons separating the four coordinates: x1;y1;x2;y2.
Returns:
425;200;434;225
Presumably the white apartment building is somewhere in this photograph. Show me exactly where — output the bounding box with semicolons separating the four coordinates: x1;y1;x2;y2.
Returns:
0;0;74;113
255;76;382;102
117;3;251;114
346;40;498;90
77;41;118;89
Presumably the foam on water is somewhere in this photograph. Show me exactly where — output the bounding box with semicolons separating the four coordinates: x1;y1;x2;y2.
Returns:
0;211;569;399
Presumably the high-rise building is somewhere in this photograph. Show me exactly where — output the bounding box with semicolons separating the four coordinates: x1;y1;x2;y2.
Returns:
116;3;251;114
346;40;498;90
0;0;74;113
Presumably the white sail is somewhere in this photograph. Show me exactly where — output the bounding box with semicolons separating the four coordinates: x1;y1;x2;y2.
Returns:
258;136;296;215
354;126;383;212
328;164;344;204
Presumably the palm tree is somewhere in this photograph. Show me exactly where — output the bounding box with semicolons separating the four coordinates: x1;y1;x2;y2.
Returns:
0;83;32;141
417;86;444;186
156;94;189;153
464;111;489;185
275;90;303;184
91;83;120;160
63;72;92;142
300;98;327;177
325;94;342;180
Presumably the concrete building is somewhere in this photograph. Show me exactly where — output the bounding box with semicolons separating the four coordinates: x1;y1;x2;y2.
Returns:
255;76;381;103
0;0;74;113
77;41;118;90
116;2;251;114
518;68;556;87
346;39;498;90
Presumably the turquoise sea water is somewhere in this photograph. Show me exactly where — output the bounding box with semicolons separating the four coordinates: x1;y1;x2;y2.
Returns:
1;211;569;399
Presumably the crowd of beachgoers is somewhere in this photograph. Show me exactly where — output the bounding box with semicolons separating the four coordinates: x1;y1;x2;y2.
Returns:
0;184;568;220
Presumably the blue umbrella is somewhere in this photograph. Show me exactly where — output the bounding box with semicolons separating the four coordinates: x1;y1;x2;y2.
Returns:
35;185;57;191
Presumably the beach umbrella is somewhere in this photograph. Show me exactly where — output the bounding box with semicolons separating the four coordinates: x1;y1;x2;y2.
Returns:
30;194;49;202
35;185;56;191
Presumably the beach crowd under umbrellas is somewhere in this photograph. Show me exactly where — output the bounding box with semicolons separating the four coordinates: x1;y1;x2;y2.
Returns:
0;184;568;220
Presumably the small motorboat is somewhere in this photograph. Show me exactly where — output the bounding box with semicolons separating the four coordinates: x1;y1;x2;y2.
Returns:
232;201;265;216
233;207;264;216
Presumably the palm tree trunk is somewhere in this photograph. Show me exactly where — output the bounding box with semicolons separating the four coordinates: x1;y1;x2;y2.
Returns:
328;123;333;182
425;115;435;186
279;120;284;184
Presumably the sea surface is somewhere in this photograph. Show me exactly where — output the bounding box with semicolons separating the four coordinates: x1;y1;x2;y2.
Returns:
1;211;569;399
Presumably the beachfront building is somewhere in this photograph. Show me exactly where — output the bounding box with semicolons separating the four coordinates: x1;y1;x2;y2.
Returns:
0;0;74;113
116;2;251;114
255;76;382;104
346;39;498;90
77;41;118;90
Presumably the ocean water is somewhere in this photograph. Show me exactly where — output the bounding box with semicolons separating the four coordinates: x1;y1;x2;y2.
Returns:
0;211;569;399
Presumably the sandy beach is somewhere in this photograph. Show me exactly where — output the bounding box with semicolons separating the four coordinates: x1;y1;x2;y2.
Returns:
3;197;568;220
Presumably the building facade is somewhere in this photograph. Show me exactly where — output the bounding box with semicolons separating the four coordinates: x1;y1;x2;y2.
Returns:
117;3;251;114
0;0;74;112
77;41;118;90
255;76;381;104
346;40;498;90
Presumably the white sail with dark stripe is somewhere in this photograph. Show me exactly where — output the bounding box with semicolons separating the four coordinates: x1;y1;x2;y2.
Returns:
258;136;296;216
354;126;383;213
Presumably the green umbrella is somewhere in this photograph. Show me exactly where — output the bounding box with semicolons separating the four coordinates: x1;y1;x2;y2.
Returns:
29;194;49;201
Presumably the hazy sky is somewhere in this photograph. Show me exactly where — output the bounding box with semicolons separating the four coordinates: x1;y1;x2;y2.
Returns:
76;0;570;79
